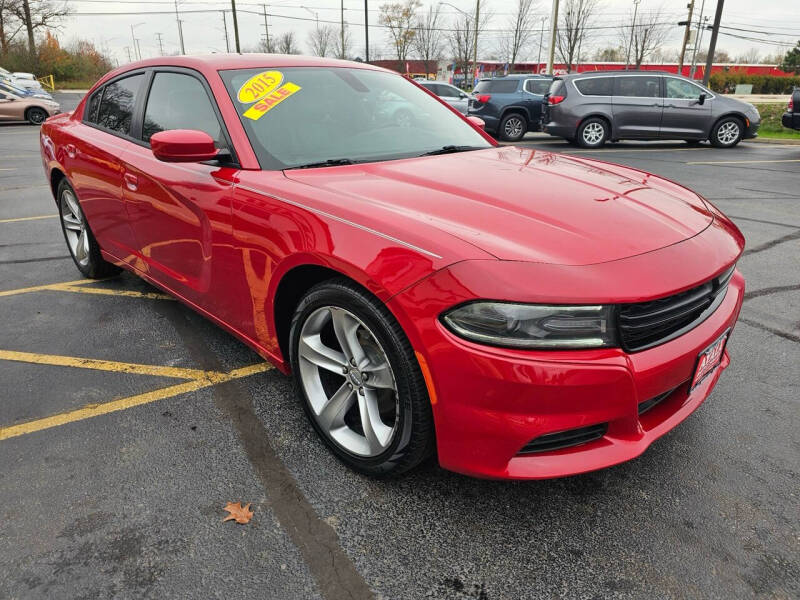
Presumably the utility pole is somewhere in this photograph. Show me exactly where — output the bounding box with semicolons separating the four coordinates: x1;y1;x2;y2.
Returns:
677;0;695;74
230;0;240;52
472;0;480;88
537;17;546;73
174;0;185;54
221;12;230;52
625;0;641;70
262;4;270;52
702;0;724;86
365;0;369;62
124;46;132;63
155;32;165;56
341;0;345;59
130;24;138;60
546;0;559;75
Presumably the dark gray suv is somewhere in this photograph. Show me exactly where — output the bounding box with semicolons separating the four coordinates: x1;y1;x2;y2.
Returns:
542;71;761;148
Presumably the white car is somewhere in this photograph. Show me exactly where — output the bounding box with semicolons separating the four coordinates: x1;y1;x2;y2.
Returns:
10;71;44;91
417;80;473;114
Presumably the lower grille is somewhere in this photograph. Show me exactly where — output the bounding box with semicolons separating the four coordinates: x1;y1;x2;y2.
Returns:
638;385;679;415
618;265;735;352
518;423;608;455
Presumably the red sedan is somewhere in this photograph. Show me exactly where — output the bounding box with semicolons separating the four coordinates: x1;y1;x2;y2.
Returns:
40;55;745;479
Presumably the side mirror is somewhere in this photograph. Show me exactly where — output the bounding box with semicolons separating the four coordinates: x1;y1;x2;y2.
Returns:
467;115;485;130
459;92;468;99
150;129;219;163
698;92;707;105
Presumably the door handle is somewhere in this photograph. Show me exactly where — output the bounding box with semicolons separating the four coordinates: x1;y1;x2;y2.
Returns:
65;143;77;158
124;173;138;191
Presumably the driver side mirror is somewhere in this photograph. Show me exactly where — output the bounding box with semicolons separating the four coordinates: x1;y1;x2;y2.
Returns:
459;92;468;99
697;92;707;105
150;129;219;163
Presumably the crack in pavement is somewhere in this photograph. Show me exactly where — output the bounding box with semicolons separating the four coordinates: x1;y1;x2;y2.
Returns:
744;284;800;302
154;300;374;600
739;318;800;344
0;255;70;265
742;230;800;257
727;215;800;229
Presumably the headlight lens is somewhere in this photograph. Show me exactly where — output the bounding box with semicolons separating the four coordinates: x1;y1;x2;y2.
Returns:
442;302;617;349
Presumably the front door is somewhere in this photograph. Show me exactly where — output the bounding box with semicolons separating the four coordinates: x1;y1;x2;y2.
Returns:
612;75;664;138
660;77;712;140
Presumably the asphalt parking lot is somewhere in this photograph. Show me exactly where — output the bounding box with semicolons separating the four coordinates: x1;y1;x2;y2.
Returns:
1;93;798;599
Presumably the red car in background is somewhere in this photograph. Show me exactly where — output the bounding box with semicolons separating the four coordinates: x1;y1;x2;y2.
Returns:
40;55;745;479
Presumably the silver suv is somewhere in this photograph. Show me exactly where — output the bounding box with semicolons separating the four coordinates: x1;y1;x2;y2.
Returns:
541;71;761;148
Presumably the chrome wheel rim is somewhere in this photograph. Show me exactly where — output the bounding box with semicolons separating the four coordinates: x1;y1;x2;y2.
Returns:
60;189;90;268
582;122;605;145
717;121;739;145
29;109;46;124
504;116;524;139
298;306;399;457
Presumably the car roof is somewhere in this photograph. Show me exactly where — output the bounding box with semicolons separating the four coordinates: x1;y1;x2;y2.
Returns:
478;74;549;81
558;70;680;79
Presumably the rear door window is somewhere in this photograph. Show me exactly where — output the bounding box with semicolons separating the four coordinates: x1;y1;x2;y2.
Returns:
614;76;661;98
437;84;460;98
96;74;144;135
574;77;613;96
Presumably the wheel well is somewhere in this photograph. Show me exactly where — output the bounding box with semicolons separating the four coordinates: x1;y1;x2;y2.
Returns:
711;113;745;133
501;108;528;123
578;114;611;135
49;168;66;202
273;264;350;361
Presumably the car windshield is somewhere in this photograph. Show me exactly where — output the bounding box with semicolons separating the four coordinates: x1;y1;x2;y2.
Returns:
219;67;491;170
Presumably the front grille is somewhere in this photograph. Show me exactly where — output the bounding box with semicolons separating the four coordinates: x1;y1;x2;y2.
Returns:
518;423;608;455
638;384;682;415
618;266;735;352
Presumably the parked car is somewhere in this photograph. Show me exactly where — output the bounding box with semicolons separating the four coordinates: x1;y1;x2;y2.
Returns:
0;79;53;100
542;71;761;148
41;55;744;480
782;87;800;131
0;89;60;124
467;74;553;141
417;80;472;114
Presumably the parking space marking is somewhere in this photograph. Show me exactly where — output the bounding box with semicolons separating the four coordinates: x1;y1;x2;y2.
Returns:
0;278;173;300
686;158;800;165
0;168;15;171
0;214;57;223
0;362;271;441
0;349;230;381
0;279;91;297
565;147;714;154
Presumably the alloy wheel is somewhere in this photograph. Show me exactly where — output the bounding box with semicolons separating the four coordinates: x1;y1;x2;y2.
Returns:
60;189;90;268
297;306;399;457
717;121;740;145
28;109;46;125
582;122;605;145
504;116;524;139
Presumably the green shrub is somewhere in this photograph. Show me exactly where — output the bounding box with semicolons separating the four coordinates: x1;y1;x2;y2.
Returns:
708;71;800;94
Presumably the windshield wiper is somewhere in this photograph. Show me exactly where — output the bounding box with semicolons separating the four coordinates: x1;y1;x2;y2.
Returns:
286;158;357;170
419;145;485;157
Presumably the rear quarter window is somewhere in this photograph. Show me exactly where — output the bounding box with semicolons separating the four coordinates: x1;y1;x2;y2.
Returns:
95;74;144;135
574;77;613;96
474;79;519;94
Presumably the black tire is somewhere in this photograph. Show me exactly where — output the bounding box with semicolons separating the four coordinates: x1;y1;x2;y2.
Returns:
684;139;703;146
56;178;120;279
499;112;527;142
709;116;743;148
289;278;435;476
576;117;609;148
26;107;47;125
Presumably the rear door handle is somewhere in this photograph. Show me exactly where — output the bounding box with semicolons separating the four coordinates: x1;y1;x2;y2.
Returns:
65;143;77;158
124;173;138;191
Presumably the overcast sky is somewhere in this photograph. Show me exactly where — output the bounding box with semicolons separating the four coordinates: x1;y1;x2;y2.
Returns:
58;0;797;66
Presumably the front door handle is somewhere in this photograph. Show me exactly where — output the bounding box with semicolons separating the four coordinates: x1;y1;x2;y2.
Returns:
124;173;138;191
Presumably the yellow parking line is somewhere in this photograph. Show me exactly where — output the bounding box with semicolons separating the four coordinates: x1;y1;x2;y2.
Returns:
0;279;91;298
0;349;228;380
0;214;57;224
567;147;713;154
0;362;272;441
52;283;175;301
686;159;800;165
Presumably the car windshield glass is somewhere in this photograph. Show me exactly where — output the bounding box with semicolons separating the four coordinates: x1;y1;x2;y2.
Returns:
219;67;491;170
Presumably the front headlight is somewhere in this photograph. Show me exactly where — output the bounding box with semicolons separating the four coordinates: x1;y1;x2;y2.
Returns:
441;302;617;349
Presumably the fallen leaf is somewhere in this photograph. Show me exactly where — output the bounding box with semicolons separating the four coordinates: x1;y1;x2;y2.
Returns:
222;501;253;524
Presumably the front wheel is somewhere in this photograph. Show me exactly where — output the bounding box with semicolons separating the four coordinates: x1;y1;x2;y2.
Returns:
289;279;434;476
577;118;608;148
710;117;743;148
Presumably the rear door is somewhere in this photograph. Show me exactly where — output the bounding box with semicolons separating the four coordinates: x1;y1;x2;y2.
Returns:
119;68;240;320
660;77;711;139
612;75;663;138
436;83;469;114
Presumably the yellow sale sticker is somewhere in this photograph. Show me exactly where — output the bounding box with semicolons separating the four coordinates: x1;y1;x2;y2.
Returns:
237;70;285;104
242;82;301;121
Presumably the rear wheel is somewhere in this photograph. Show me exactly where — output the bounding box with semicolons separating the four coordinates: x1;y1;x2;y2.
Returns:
577;118;608;148
289;279;434;476
57;179;120;278
710;117;743;148
26;107;47;125
499;112;527;142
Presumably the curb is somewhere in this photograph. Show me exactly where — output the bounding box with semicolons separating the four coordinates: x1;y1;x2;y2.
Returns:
744;137;800;146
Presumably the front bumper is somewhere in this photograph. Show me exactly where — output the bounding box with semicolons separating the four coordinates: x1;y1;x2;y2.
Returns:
743;117;760;139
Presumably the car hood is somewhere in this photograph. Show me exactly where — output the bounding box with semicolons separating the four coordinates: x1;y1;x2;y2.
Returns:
283;146;714;265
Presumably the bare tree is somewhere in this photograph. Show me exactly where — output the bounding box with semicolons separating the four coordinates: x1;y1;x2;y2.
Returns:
275;31;299;54
618;6;669;67
593;45;624;62
332;22;352;59
379;0;420;63
497;0;537;70
556;0;599;72
413;3;443;77
307;23;334;57
0;0;22;54
14;0;68;54
448;7;491;88
736;47;760;64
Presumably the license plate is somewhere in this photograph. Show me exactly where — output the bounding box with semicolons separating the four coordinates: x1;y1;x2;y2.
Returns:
690;329;730;391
